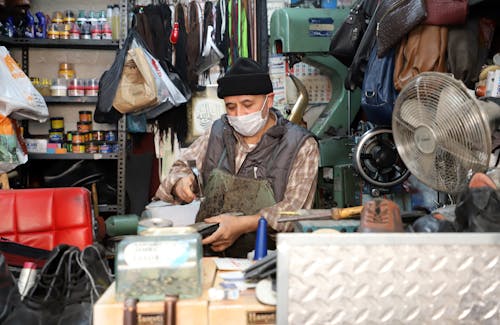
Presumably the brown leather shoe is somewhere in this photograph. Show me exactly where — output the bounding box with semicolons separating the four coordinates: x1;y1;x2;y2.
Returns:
357;199;404;232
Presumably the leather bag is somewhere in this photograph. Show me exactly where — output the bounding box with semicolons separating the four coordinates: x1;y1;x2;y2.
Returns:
447;19;481;88
376;0;427;58
424;0;468;26
329;0;368;67
361;44;397;126
393;25;448;92
344;0;379;91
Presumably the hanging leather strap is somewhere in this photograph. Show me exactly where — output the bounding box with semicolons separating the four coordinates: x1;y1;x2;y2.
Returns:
187;1;201;89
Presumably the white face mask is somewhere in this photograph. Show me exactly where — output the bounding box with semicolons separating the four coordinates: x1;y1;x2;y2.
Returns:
227;95;269;137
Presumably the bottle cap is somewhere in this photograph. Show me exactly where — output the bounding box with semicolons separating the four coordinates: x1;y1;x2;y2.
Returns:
23;262;37;269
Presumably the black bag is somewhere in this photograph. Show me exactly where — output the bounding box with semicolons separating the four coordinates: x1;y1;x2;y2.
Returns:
3;244;113;325
329;0;368;67
360;43;397;126
0;253;21;324
345;1;379;91
447;18;482;89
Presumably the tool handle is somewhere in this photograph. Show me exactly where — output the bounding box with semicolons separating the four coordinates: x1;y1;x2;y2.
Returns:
332;206;363;220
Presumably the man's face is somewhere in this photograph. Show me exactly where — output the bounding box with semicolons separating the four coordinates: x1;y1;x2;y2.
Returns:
224;93;273;117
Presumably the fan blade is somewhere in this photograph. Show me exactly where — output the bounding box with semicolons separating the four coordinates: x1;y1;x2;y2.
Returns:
409;152;436;189
398;98;434;129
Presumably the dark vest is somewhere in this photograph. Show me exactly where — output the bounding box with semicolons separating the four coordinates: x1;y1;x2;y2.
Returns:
202;108;315;202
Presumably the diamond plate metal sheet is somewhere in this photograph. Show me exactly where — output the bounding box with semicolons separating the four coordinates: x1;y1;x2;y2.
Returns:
277;233;500;325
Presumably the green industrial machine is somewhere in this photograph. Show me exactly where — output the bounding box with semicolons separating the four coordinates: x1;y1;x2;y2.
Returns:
269;8;411;209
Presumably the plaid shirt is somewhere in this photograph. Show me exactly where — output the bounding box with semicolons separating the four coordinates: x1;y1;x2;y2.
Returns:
155;118;319;232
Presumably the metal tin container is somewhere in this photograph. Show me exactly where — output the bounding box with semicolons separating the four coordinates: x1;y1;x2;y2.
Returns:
115;227;202;301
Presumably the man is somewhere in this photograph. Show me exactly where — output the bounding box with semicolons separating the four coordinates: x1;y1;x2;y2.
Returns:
155;57;319;257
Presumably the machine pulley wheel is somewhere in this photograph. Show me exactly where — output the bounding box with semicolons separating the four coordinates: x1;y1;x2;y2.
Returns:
353;128;410;188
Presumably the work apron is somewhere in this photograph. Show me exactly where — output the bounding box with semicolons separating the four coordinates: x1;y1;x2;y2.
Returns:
196;168;276;257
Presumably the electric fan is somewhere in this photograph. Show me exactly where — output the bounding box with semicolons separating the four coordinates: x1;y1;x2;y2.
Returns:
392;72;500;194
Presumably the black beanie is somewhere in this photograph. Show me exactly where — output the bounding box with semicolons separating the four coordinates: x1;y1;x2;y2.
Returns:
217;57;273;98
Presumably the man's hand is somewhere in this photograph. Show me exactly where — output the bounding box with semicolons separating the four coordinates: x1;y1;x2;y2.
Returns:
202;214;260;252
172;174;196;203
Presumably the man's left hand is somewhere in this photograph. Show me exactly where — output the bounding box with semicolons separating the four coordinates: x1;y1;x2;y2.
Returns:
202;214;259;252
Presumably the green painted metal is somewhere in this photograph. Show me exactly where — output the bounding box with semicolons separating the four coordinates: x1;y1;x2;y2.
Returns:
269;8;349;54
270;7;365;208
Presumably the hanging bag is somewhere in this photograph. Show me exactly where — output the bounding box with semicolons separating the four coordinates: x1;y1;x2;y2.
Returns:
360;43;398;126
424;0;468;26
376;0;427;58
393;25;448;92
328;0;368;67
0;47;49;122
113;44;159;113
95;30;137;123
344;0;379;91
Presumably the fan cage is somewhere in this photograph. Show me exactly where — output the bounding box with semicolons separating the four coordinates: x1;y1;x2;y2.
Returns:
392;72;492;193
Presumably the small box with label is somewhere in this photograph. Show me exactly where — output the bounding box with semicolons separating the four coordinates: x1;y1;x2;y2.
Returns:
115;227;202;301
25;138;48;153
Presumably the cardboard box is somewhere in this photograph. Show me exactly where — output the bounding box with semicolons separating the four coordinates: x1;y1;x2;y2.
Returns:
94;258;276;325
94;258;216;325
209;290;276;325
25;138;48;153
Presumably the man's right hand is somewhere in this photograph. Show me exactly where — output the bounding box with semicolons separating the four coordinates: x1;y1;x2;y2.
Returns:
172;174;197;203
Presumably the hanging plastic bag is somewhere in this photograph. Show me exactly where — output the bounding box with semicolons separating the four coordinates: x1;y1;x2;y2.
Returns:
111;36;188;114
0;46;49;122
96;29;191;123
0;114;28;173
134;39;187;106
95;30;137;124
113;44;159;113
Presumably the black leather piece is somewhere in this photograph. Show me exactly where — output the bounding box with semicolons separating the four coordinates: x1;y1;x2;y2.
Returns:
57;303;92;325
412;215;457;233
190;222;220;239
455;187;500;232
447;19;481;88
0;253;21;323
345;1;379;91
126;153;154;215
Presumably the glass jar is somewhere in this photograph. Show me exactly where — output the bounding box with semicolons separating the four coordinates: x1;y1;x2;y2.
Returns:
67;79;85;96
50;78;67;96
58;63;75;79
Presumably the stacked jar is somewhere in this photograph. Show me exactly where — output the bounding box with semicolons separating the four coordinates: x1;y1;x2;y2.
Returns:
70;110;91;153
49;117;64;144
67;79;85;96
51;63;75;96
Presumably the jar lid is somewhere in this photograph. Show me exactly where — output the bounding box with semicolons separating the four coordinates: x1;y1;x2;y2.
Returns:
79;110;93;114
50;117;64;120
77;121;92;125
59;63;74;70
49;128;64;132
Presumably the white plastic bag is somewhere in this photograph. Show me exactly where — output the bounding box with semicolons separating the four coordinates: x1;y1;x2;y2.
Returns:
0;46;49;122
130;39;187;106
141;48;188;106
